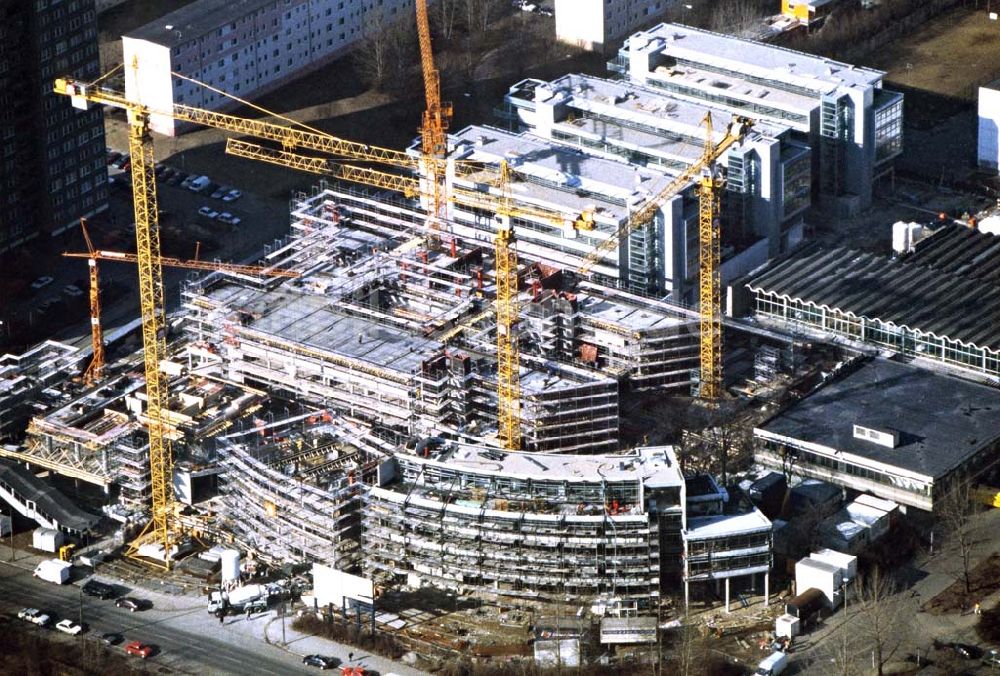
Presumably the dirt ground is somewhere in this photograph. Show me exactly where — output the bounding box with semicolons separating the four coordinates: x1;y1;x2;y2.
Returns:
922;553;1000;615
864;7;1000;101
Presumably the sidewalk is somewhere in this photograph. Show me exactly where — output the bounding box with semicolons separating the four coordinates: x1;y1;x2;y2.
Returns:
256;611;427;676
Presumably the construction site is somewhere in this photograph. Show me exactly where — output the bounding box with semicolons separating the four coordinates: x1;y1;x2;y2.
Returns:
3;3;1000;673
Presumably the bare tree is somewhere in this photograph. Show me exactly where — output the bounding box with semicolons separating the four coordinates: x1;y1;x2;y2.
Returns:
667;623;709;676
937;479;977;595
464;0;504;36
435;0;461;40
854;568;907;676
710;0;767;37
354;12;417;91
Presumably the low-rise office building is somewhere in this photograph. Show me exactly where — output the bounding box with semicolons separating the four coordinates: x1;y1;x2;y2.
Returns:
754;359;1000;512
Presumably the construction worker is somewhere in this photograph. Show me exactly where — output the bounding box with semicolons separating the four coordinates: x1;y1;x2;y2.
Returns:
348;651;354;662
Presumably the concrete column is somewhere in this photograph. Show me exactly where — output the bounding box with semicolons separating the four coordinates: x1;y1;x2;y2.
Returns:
725;577;730;614
684;580;689;614
764;572;769;607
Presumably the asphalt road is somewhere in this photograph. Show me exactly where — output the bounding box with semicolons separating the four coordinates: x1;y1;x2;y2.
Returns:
0;561;316;676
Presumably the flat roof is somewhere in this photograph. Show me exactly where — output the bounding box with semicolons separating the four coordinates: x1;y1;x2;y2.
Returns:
413;442;684;486
126;0;274;48
630;23;883;90
200;284;440;376
580;295;688;332
448;126;676;222
758;359;1000;479
685;509;771;538
746;246;1000;351
532;73;786;141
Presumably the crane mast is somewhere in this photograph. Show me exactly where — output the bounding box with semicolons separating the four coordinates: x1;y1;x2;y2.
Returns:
79;219;105;386
415;0;452;238
698;115;725;401
495;161;522;451
125;102;175;568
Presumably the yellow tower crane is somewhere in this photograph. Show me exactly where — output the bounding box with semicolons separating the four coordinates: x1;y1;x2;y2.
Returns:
78;219;105;386
494;161;522;450
62;249;302;278
577;114;753;401
415;0;452;238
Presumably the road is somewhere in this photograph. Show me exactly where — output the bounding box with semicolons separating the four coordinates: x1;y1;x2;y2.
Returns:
0;559;316;676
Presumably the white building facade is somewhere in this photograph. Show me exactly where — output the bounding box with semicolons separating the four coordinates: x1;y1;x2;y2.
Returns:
612;23;903;214
554;0;673;52
979;80;1000;173
123;0;417;135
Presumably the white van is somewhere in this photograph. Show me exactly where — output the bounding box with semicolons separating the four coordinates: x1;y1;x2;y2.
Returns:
756;651;788;676
187;175;211;193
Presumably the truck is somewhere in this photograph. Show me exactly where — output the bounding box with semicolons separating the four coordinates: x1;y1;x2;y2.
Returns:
207;584;268;615
34;558;72;584
784;588;826;630
755;651;788;676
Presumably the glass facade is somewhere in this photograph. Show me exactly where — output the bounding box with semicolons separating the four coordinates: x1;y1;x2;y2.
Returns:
752;290;1000;377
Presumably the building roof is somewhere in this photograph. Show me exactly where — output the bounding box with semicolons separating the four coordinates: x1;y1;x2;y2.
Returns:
904;225;1000;285
447;126;677;222
630;23;883;91
412;442;684;487
758;359;1000;479
746;246;1000;351
126;0;273;48
201;285;441;377
685;509;771;538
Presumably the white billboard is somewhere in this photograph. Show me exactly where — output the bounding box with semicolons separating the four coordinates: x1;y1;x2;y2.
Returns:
312;564;374;609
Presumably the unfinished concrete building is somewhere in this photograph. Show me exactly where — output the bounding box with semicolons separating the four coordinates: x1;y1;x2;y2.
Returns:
178;186;717;453
364;443;683;608
0;341;81;442
361;441;772;610
2;357;266;515
214;415;394;569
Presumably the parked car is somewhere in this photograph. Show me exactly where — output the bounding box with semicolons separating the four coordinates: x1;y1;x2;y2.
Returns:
31;276;54;291
222;189;242;202
124;641;154;659
101;632;123;646
17;608;52;627
216;212;241;226
983;649;1000;666
167;171;187;186
106;151;123;165
949;643;983;659
302;654;338;670
62;284;84;298
115;597;143;612
154;163;166;177
159;167;176;182
187;175;211;192
210;186;228;199
81;579;115;599
55;619;84;635
198;206;219;220
113;153;130;169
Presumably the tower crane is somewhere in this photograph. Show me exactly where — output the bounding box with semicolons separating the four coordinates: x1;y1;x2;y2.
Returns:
577;113;753;401
415;0;452;239
62;249;302;278
66;245;299;385
79;219;105;386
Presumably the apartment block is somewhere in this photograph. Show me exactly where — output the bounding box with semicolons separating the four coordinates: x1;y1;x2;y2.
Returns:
554;0;673;52
612;23;903;213
0;0;108;252
123;0;418;136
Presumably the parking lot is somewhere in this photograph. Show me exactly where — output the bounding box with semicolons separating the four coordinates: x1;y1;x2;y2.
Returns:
0;145;296;354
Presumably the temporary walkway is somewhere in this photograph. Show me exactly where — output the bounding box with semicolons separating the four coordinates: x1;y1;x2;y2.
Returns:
0;460;100;534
